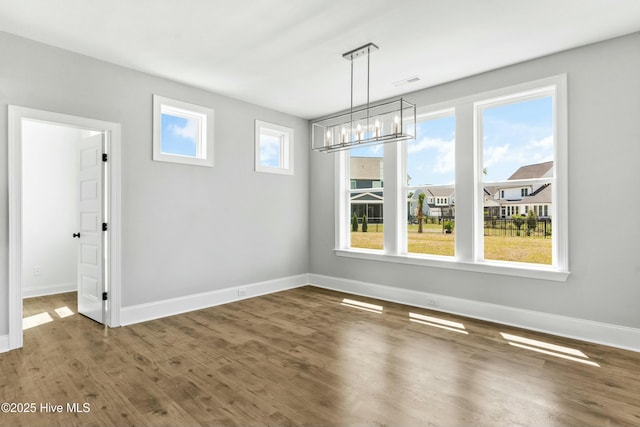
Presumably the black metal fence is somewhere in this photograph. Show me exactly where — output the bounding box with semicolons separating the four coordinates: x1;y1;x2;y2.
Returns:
484;218;551;238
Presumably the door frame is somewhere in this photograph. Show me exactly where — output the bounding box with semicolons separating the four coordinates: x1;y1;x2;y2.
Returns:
8;106;122;350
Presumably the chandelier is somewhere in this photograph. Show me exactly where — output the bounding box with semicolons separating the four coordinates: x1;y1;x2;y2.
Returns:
311;43;416;153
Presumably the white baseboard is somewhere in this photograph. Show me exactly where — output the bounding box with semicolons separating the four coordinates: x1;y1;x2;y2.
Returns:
22;282;76;299
0;335;8;353
120;274;309;326
309;273;640;353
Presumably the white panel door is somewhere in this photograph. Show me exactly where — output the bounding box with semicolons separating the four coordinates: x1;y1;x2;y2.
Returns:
76;132;104;323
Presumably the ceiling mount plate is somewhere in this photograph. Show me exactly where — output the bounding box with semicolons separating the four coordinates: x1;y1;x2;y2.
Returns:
342;42;379;61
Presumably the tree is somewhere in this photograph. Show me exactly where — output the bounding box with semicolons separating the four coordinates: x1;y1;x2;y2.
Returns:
526;209;538;236
417;193;425;233
444;220;454;234
351;212;359;232
362;214;368;232
512;214;525;236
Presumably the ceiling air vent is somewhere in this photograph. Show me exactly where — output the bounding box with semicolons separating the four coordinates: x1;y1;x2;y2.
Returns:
393;75;421;87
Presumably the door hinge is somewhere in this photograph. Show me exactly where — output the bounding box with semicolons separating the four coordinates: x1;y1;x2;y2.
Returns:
102;153;108;162
102;292;108;301
102;222;108;231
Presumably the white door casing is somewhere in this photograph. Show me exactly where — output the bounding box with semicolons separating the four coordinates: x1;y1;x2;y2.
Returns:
7;105;122;352
77;132;104;323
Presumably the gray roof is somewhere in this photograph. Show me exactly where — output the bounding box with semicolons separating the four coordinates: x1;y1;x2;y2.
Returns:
426;185;455;198
350;157;383;180
508;161;553;180
500;184;552;204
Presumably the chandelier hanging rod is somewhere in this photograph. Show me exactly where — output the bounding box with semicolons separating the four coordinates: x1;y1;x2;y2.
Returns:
344;43;378;129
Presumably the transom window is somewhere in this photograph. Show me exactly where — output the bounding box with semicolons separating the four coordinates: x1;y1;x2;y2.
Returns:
255;120;294;175
153;95;214;167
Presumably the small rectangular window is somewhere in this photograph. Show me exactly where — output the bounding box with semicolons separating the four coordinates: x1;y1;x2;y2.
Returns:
153;95;214;167
255;120;294;175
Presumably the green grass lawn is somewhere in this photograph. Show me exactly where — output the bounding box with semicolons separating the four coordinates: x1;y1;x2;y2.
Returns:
350;227;551;264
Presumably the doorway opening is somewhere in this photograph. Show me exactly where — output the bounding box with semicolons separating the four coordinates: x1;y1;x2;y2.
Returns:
8;106;121;351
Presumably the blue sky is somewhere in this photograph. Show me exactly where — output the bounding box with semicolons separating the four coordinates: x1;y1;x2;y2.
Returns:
407;115;455;186
161;113;197;156
351;96;553;185
259;134;282;168
482;96;553;182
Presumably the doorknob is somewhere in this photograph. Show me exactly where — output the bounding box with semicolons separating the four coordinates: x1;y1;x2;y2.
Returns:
73;232;81;238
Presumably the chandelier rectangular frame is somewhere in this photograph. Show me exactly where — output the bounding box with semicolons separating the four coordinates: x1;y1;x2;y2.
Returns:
311;42;416;153
311;98;416;153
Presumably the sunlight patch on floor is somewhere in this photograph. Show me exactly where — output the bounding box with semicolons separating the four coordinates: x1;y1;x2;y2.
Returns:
341;298;383;314
409;312;468;334
54;306;75;318
501;332;600;367
23;312;54;330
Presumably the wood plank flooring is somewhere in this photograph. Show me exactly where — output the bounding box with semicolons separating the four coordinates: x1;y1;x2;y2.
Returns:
1;286;639;426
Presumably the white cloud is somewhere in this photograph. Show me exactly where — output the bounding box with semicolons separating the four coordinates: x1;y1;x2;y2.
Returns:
167;120;197;141
370;143;383;155
408;136;451;154
259;136;281;166
528;135;553;151
483;144;510;168
407;136;455;184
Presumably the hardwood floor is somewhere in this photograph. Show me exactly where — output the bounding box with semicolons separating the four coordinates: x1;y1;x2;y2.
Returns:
2;286;639;426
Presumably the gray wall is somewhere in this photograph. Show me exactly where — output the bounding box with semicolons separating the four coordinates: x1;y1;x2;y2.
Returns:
310;32;640;329
0;31;309;334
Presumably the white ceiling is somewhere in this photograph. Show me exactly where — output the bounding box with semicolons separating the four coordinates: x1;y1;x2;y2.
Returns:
1;0;640;119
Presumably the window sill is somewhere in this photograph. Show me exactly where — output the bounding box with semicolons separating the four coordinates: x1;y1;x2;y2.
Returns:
334;249;570;282
255;166;294;175
153;153;213;167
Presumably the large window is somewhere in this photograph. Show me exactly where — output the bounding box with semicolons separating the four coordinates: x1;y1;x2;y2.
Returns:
153;95;214;167
478;95;554;265
348;145;384;250
406;111;456;257
336;75;568;281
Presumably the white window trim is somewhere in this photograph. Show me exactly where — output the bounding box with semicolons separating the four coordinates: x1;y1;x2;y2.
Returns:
153;95;214;167
255;120;294;175
335;75;569;282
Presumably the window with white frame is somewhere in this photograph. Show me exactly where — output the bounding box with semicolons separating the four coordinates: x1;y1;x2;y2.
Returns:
335;75;568;281
255;120;294;175
346;145;384;250
406;111;456;257
478;93;555;265
153;95;214;167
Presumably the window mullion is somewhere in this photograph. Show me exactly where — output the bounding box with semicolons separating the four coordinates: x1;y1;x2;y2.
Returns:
383;141;400;255
336;151;349;249
398;140;408;255
455;103;475;262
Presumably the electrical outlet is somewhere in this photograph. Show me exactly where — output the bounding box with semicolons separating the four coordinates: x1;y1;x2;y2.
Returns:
237;288;247;297
33;266;41;277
